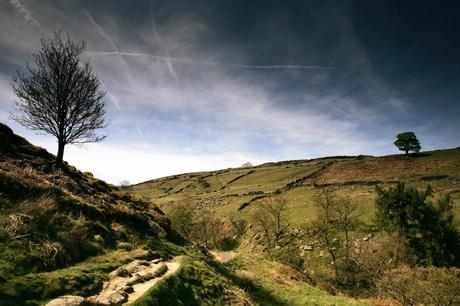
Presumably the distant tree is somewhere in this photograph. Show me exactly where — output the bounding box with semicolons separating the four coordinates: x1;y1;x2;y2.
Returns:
251;197;289;259
119;180;130;187
375;183;459;266
309;190;360;281
394;132;421;155
11;32;107;167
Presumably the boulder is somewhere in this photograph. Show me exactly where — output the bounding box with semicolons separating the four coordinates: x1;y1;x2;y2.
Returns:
109;292;127;304
45;295;84;306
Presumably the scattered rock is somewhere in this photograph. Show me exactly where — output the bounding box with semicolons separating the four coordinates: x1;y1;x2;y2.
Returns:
45;295;84;306
88;258;180;306
109;292;127;304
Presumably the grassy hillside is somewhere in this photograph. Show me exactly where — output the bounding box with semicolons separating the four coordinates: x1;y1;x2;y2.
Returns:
0;123;364;306
133;252;367;306
0;122;182;305
130;146;460;303
131;148;460;227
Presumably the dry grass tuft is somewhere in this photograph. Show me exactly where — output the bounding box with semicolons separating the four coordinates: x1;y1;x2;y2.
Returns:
235;270;257;287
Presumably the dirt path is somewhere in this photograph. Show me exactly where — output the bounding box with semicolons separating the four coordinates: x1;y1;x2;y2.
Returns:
125;261;179;304
87;258;181;305
210;250;237;263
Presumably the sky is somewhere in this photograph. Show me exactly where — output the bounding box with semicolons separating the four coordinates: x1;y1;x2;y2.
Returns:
0;0;459;184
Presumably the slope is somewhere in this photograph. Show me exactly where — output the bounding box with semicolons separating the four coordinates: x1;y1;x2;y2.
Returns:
131;149;460;226
0;123;364;306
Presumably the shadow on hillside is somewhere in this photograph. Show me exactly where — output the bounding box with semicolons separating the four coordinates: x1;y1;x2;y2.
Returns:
209;260;289;306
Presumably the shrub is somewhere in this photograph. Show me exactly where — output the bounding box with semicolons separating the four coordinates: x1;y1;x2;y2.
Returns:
116;242;133;251
375;183;459;265
378;266;460;306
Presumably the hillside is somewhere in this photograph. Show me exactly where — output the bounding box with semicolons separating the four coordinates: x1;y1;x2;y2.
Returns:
130;146;460;304
0;122;180;305
131;148;460;226
0;123;365;306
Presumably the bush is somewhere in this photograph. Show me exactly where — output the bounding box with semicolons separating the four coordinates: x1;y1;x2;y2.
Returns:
378;266;460;306
375;183;460;265
116;242;133;251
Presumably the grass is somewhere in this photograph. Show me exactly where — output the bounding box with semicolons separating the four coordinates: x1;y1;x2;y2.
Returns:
132;250;365;306
154;264;169;277
0;124;180;305
131;255;242;306
128;147;460;305
0;248;148;305
225;254;367;306
131;147;460;230
2;124;459;305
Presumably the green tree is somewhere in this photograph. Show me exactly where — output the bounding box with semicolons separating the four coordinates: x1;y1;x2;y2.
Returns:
375;183;459;266
11;32;107;167
394;132;421;155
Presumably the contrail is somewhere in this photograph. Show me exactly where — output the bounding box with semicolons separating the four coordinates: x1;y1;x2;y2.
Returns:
9;0;42;31
84;11;133;84
150;2;178;79
87;51;336;70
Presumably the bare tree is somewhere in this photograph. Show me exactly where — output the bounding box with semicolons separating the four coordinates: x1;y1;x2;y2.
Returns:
309;189;360;280
11;32;107;167
333;196;359;263
251;197;289;259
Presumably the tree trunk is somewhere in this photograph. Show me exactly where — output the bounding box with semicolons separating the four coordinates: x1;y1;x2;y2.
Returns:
56;140;65;167
405;149;409;155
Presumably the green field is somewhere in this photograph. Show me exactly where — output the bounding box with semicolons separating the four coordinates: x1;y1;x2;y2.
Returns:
131;148;460;228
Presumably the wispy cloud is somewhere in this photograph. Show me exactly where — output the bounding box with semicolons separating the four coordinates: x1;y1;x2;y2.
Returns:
87;51;337;70
8;0;42;31
83;10;133;85
149;2;178;80
1;0;457;184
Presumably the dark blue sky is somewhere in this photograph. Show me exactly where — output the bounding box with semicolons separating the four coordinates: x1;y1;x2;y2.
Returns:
0;0;459;183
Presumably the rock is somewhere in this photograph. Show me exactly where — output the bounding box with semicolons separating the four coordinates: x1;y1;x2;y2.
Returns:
240;162;253;168
300;245;313;251
109;292;127;304
147;219;167;238
45;295;84;306
274;245;281;250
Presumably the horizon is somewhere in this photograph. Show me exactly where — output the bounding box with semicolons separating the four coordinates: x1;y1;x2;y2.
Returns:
1;1;459;184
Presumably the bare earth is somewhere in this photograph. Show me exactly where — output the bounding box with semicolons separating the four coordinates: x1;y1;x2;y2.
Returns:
210;250;236;263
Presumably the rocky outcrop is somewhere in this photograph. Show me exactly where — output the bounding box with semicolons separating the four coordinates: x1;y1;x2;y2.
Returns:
45;295;84;306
